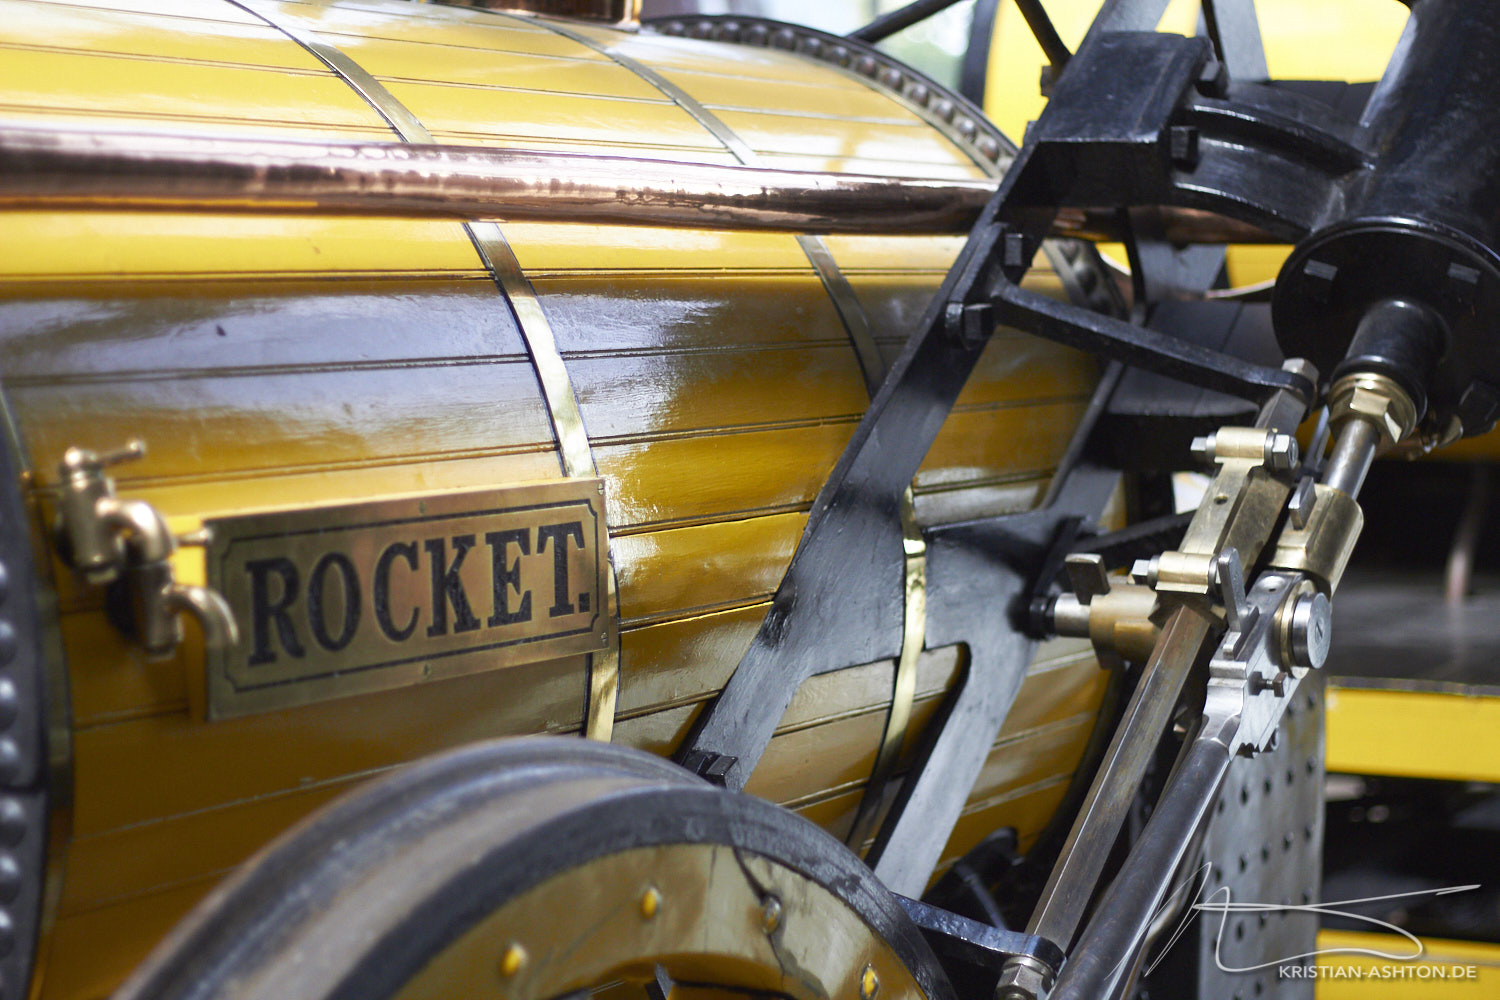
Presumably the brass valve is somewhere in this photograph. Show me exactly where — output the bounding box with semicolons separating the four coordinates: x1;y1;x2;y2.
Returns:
54;442;238;660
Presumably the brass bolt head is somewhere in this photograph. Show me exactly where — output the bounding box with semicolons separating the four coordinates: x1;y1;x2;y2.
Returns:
859;964;880;1000
640;886;662;919
499;943;527;978
761;896;783;934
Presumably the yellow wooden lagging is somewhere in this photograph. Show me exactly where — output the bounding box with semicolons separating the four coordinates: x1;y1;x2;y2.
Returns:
0;2;1112;996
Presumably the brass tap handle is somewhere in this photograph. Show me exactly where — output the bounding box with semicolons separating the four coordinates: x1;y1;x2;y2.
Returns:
52;440;238;660
175;527;214;548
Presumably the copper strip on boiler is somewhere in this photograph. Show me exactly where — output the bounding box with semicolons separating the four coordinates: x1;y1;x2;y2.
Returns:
231;0;621;741
517;13;930;803
0;124;999;235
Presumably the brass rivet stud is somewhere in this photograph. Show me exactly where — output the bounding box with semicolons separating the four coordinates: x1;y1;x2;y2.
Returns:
640;886;662;919
499;943;527;978
761;896;782;933
860;964;880;1000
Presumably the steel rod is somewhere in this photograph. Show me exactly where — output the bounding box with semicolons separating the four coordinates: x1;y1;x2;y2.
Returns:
1322;418;1381;498
1047;736;1233;1000
0;123;997;235
1024;604;1217;950
849;0;969;43
1015;0;1072;68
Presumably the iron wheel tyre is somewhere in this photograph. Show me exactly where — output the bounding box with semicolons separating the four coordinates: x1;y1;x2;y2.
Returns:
115;737;954;1000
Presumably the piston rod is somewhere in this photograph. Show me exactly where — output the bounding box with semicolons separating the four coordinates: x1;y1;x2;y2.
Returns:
1048;414;1378;1000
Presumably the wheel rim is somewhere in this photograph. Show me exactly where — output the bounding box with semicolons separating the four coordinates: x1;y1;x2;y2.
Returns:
115;738;952;1000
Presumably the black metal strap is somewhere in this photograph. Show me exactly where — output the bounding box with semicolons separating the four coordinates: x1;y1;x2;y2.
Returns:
898;896;1066;974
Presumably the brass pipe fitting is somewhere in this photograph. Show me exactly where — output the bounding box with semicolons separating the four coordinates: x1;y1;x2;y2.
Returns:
1326;372;1419;452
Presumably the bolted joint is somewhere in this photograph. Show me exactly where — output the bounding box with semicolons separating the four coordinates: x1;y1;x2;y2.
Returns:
945;301;995;350
1168;125;1200;169
1190;426;1297;469
997;955;1056;1000
680;750;737;786
1276;583;1332;673
1327;372;1419;451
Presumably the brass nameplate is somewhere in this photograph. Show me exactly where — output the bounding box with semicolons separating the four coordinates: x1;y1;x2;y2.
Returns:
204;480;610;719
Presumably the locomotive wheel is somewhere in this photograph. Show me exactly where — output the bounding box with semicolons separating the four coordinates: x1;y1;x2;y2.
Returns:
114;738;953;1000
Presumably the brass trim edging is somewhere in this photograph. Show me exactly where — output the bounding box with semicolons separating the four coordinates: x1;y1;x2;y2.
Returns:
231;1;619;740
515;12;929;816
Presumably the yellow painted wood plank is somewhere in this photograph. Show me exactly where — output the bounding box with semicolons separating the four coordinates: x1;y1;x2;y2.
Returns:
0;2;323;71
331;36;662;99
387;79;724;152
514;230;811;274
573;344;869;440
0;48;382;131
597;423;851;530
1326;686;1500;782
715;108;970;165
23;0;263;25
0;212;479;278
612;512;803;623
9;359;555;490
753;151;987;179
70;652;587;835
658;67;914;123
61;778;352;915
589;30;876;89
918;399;1090;490
823;236;969;272
42;878;218;1000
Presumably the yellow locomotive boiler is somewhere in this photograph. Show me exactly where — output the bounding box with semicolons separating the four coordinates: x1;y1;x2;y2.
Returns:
0;2;1131;997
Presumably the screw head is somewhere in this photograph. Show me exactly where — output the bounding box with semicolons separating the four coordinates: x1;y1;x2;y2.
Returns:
640;886;662;919
859;964;880;1000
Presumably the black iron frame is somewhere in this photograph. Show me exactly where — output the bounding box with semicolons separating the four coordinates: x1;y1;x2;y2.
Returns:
670;0;1500;983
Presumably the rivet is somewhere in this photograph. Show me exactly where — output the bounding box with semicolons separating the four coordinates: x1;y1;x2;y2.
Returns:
0;623;16;666
860;964;879;1000
0;678;16;730
0;854;19;903
0;742;19;785
0;797;22;845
0;800;23;846
640;886;662;919
0;562;10;604
761;896;782;933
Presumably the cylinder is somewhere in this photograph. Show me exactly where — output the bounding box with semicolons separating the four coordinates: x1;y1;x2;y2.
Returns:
1274;0;1500;436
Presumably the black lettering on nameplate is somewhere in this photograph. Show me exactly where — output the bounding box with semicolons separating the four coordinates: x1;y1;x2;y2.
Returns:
204;480;610;719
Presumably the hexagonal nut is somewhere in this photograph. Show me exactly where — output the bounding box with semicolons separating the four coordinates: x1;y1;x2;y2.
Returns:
1264;431;1299;471
1331;374;1418;450
1345;385;1406;445
995;962;1050;1000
